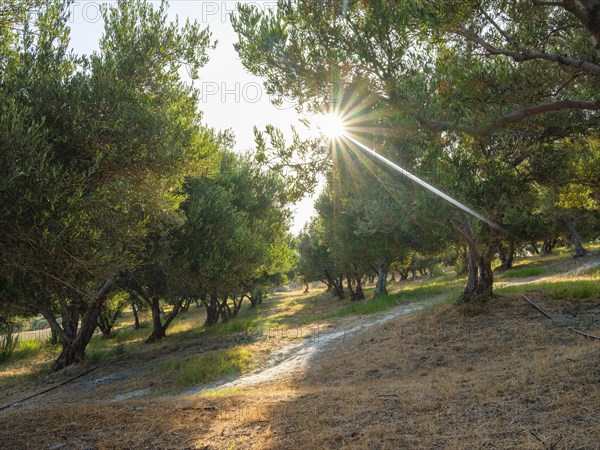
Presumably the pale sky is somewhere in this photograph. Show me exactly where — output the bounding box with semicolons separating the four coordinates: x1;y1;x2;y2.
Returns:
68;0;317;234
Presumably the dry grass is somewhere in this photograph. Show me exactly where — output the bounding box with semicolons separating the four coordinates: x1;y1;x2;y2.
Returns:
2;294;599;449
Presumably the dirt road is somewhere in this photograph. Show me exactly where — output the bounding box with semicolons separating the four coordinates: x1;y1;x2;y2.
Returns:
184;299;438;396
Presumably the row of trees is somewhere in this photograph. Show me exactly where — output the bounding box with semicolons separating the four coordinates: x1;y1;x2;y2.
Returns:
233;0;600;302
0;1;294;370
3;0;600;370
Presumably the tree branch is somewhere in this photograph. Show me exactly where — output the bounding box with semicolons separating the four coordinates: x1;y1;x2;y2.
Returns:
552;71;584;95
455;29;600;77
533;1;565;7
420;99;600;137
480;9;519;48
0;300;36;315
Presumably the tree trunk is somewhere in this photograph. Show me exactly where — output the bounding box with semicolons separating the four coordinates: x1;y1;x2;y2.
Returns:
248;289;263;308
54;336;88;371
542;236;558;255
375;262;388;297
496;240;515;271
180;298;191;314
324;269;345;299
131;302;140;329
452;222;496;304
201;292;220;326
461;246;495;303
146;296;166;343
97;308;119;339
145;296;184;343
346;273;357;300
354;274;365;300
497;242;507;268
230;294;244;318
303;283;309;294
457;245;469;275
566;221;587;258
50;300;103;370
217;296;231;323
530;241;540;254
43;274;117;371
409;254;417;281
505;241;515;270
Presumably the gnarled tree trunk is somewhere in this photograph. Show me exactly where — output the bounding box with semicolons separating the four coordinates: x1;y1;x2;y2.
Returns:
375;261;388;297
41;274;118;371
131;302;140;329
97;307;120;339
453;222;496;303
145;295;184;343
354;273;365;300
496;240;515;271
324;269;345;299
201;292;220;326
566;221;587;258
542;236;558;255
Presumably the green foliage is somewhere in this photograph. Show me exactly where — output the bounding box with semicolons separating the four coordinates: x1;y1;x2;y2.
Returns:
233;0;600;302
0;0;220;368
180;151;295;297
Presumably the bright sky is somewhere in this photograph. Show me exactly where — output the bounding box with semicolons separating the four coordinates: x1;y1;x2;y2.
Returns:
68;0;317;234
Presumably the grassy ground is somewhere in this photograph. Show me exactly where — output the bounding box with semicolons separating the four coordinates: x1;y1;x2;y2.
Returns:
1;295;598;449
0;276;456;400
1;247;599;448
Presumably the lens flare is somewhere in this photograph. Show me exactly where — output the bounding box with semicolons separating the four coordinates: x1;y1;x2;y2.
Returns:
345;135;500;230
314;113;346;139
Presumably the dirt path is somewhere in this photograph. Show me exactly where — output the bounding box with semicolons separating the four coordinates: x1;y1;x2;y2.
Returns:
184;298;439;396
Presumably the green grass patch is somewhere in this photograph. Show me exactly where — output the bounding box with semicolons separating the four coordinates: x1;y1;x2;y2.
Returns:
297;279;465;323
10;338;52;361
158;347;255;388
87;342;132;363
204;317;260;336
397;279;464;300
498;266;550;279
319;294;402;320
498;280;600;300
582;264;600;276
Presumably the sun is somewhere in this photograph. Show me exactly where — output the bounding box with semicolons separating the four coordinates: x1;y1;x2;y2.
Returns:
314;112;346;139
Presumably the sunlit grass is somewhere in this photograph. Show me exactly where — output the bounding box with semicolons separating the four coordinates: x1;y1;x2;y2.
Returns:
498;280;600;300
3;250;595;384
293;278;465;323
498;266;551;279
158;347;255;389
11;338;45;361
